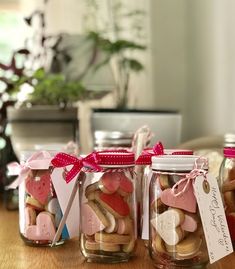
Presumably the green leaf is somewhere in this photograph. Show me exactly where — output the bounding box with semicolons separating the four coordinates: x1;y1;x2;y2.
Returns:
122;58;144;72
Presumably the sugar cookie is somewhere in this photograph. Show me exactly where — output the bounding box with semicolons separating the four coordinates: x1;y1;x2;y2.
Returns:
26;196;44;211
25;206;36;227
95;232;131;244
98;172;121;194
95;191;130;218
181;213;198;233
117;218;133;235
176;234;202;258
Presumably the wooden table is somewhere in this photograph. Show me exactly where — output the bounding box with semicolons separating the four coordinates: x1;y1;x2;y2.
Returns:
0;204;234;269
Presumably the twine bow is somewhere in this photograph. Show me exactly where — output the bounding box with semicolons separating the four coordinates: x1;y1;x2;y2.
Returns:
135;141;164;165
51;152;101;183
6;151;52;189
171;157;208;197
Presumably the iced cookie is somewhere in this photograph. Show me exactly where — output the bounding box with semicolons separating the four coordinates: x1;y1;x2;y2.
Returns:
181;213;198;233
118;173;133;197
151;208;185;245
95;191;130;218
176;234;202;258
117;218;133;235
25;211;56;241
98;172;121;194
26;196;44;211
160;181;197;213
25;172;51;205
81;201;109;236
95;232;131;244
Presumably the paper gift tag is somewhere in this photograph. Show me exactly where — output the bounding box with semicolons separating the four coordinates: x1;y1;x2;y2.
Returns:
51;167;80;239
193;173;233;263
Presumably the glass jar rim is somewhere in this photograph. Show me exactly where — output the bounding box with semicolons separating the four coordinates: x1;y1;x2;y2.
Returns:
151;155;208;171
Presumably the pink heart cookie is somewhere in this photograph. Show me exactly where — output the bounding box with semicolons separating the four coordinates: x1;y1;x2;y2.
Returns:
25;212;56;241
181;213;198;232
99;172;121;194
26;172;51;205
81;203;106;236
160;181;197;213
118;173;133;196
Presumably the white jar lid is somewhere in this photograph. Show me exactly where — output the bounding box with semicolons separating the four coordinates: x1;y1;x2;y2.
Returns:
151;155;208;171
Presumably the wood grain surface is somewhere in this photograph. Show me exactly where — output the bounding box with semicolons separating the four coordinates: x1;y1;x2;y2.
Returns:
0;203;234;269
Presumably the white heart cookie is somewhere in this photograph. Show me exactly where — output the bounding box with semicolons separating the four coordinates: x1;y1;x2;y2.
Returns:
151;208;185;246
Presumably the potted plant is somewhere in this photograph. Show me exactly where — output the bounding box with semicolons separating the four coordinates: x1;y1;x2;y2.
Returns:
81;0;182;150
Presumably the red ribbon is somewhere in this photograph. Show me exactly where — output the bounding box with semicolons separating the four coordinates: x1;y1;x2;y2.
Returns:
135;142;164;165
51;152;101;183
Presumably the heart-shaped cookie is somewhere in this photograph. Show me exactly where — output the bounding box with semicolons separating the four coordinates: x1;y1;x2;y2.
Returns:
26;172;51;205
118;173;133;196
95;191;130;218
25;212;56;241
181;213;198;232
151;208;185;245
160;181;197;213
99;172;121;194
81;202;106;236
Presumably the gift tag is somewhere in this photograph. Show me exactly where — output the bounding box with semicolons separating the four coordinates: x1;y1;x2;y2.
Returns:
193;173;233;263
51;167;80;239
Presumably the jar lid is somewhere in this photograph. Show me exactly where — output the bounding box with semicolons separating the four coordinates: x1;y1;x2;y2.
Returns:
151;155;208;171
224;133;235;147
97;150;135;167
224;147;235;158
94;130;134;140
164;149;194;155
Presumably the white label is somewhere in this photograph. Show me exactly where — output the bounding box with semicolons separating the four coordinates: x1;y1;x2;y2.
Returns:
193;173;233;263
51;167;80;238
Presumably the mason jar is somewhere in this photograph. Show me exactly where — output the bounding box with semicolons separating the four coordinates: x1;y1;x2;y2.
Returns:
80;150;137;263
149;155;209;269
219;147;235;248
18;150;65;246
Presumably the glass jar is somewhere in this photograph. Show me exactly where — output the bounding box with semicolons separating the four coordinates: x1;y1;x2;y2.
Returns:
93;131;133;151
149;155;209;269
18;151;65;246
80;150;137;263
219;147;235;248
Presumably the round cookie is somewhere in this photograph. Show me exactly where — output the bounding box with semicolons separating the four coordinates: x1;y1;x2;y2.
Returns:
100;242;121;252
95;232;131;244
176;234;202;258
85;182;99;199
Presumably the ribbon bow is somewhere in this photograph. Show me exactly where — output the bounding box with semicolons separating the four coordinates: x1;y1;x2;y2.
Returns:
7;151;52;189
51;152;102;183
171;157;208;197
135;141;164;165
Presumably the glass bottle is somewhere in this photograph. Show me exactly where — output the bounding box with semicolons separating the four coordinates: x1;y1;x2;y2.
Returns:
18;151;65;246
219;146;235;248
80;150;136;263
149;155;209;269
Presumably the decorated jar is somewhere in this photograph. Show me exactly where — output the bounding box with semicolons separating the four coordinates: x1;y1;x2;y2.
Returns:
135;142;193;241
219;147;235;247
78;150;136;263
8;151;65;246
149;155;209;269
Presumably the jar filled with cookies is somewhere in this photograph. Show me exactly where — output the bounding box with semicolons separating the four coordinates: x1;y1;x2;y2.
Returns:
149;155;209;269
15;151;65;246
79;150;136;263
219;146;235;248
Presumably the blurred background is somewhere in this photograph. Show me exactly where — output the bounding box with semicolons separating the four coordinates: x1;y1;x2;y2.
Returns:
1;0;235;206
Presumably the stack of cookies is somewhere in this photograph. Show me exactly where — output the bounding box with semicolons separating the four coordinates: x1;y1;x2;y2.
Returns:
150;174;205;261
81;171;136;255
22;170;63;244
